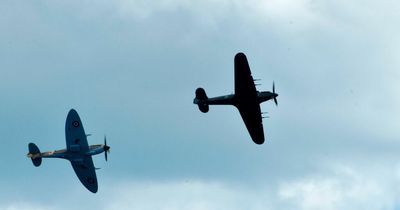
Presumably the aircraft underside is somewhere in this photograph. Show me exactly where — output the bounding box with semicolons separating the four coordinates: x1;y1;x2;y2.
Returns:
193;52;278;144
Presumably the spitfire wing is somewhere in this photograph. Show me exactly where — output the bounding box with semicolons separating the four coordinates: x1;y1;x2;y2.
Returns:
234;52;257;96
237;104;265;144
65;109;89;153
70;157;98;193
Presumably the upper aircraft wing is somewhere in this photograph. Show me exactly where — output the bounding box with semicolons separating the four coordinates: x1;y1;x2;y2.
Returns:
237;104;265;144
70;157;98;193
234;53;257;97
65;109;89;153
234;53;265;144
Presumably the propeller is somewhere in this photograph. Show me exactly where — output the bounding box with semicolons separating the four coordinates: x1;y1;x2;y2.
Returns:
273;81;278;106
104;135;110;161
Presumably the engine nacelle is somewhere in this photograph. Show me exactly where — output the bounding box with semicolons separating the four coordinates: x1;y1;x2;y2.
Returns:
194;87;209;113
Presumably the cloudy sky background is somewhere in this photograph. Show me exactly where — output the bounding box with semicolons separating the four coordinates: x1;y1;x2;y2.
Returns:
1;0;400;209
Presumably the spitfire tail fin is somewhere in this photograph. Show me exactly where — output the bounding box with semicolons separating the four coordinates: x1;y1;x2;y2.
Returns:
194;87;209;113
27;143;42;167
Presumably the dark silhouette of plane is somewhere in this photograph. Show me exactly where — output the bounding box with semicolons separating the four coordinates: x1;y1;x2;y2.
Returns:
27;109;110;193
193;52;278;144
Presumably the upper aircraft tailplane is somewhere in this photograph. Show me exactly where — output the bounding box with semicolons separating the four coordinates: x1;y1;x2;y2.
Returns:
194;87;209;113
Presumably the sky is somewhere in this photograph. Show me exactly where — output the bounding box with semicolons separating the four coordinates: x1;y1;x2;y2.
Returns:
1;0;400;209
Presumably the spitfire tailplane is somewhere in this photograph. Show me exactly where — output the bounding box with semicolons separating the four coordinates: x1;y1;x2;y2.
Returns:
27;143;42;167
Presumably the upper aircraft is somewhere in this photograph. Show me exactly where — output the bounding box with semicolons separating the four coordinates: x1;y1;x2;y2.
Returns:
27;109;110;193
193;52;278;144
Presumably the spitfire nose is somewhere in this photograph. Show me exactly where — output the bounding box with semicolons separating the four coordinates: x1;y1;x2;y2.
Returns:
104;145;110;151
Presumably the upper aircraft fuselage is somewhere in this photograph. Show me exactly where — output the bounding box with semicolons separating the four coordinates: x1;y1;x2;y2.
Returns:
201;91;277;106
257;91;278;104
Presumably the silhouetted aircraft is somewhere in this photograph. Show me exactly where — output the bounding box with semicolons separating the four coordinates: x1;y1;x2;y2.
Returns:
193;52;278;144
27;109;110;193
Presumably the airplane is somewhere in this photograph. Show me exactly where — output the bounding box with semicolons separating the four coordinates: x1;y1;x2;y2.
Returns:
193;52;278;145
27;109;110;193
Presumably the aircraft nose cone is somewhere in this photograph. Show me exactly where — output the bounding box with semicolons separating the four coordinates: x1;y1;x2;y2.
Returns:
104;145;110;151
273;93;278;106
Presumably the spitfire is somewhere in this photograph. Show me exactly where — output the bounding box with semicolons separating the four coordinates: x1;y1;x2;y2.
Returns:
27;109;110;193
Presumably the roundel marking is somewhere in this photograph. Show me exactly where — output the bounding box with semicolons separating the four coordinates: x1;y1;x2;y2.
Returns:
72;121;80;127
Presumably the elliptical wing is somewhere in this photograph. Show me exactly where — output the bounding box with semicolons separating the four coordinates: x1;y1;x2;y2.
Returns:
65;109;89;153
70;157;98;193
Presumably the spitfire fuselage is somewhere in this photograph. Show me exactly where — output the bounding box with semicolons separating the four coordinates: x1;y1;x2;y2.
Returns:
28;144;107;160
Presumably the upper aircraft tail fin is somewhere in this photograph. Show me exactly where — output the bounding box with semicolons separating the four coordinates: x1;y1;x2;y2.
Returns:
27;143;42;167
194;87;209;113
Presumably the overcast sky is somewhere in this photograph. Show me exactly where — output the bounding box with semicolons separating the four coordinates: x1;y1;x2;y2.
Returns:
2;0;400;209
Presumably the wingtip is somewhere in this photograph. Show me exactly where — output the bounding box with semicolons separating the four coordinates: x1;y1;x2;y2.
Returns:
86;184;98;193
68;108;78;116
254;140;265;145
235;52;246;59
89;189;98;193
252;137;265;145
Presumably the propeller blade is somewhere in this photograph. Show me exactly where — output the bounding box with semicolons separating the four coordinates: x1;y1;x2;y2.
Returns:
105;150;108;161
272;81;278;106
104;135;110;161
273;81;275;94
